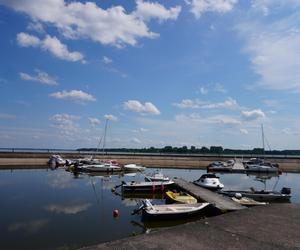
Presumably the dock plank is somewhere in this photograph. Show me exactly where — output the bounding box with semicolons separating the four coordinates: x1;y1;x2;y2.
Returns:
173;178;244;211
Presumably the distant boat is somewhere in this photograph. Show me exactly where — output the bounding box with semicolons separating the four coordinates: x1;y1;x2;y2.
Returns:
123;164;146;172
48;154;66;169
193;173;224;190
218;187;291;202
145;170;170;182
140;199;209;217
122;180;174;192
244;158;279;173
79;163;122;172
207;160;233;172
165;191;197;204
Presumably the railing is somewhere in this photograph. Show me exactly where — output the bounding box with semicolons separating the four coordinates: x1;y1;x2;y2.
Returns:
1;148;300;159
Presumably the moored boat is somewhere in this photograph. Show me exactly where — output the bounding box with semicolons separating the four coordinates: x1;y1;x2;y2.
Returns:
145;171;170;182
140;199;209;217
122;180;174;192
218;187;291;202
123;164;146;172
231;193;268;206
193;173;224;190
79;163;122;172
165;191;197;204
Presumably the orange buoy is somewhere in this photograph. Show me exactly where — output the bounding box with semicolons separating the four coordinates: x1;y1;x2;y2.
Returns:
113;209;119;218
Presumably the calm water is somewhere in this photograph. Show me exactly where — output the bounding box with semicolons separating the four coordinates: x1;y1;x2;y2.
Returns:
1;167;300;249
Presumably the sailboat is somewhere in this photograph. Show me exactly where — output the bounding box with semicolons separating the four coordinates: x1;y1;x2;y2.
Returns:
76;119;122;172
244;125;280;173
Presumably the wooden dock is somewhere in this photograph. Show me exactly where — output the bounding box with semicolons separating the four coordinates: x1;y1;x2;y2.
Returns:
173;178;244;211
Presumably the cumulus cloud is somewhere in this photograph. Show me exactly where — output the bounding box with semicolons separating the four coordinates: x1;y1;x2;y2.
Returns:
16;33;85;62
3;0;181;47
27;22;44;33
237;3;300;93
124;100;161;115
88;117;101;126
187;0;238;18
241;109;265;121
135;0;181;21
102;56;112;64
19;70;58;86
104;114;118;121
174;98;238;109
49;90;96;103
50;114;80;136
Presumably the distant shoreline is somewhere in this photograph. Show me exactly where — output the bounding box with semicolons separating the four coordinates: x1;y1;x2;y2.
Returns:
1;152;300;172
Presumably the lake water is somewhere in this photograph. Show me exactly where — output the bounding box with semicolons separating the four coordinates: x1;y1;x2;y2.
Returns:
1;167;299;249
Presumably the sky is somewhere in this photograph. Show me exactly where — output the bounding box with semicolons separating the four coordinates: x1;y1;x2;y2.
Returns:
0;0;300;150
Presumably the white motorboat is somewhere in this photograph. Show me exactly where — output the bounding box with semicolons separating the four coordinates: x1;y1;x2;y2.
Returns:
145;171;170;182
79;163;122;172
244;158;279;173
140;199;209;217
122;180;174;192
193;173;224;190
123;164;146;172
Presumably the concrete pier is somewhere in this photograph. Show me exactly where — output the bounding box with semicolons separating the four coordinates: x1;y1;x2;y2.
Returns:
174;178;244;211
81;204;300;250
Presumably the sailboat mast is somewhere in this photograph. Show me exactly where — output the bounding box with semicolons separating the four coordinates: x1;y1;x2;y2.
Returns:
102;118;108;154
261;124;265;156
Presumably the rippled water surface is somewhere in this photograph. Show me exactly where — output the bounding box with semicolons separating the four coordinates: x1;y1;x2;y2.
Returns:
0;167;299;249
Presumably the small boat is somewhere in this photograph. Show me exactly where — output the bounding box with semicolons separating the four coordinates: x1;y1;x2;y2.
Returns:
193;173;224;190
79;163;122;172
165;191;197;204
145;171;170;182
231;193;268;206
140;199;209;217
48;155;66;169
123;164;146;172
218;187;291;202
122;180;174;192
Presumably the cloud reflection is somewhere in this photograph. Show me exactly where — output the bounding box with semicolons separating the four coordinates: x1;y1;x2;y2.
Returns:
47;172;74;189
45;202;92;215
8;219;49;234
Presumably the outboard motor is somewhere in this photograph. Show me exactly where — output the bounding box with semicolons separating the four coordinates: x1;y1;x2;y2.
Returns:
281;187;291;195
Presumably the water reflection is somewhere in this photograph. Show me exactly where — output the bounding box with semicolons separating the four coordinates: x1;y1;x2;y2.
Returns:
0;167;299;250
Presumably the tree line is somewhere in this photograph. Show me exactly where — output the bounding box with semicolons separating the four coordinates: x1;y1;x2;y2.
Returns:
77;146;300;155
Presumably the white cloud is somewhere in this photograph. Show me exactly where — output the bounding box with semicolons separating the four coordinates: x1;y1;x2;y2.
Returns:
131;137;142;144
50;113;80;136
237;5;300;92
49;90;96;103
135;0;181;21
282;127;299;136
3;0;181;47
19;70;58;86
174;98;238;109
187;0;238;18
241;109;265;121
104;114;118;121
240;128;249;134
17;33;85;62
199;87;208;95
27;22;44;33
16;32;40;47
88;117;101;126
102;56;112;64
124;100;161;115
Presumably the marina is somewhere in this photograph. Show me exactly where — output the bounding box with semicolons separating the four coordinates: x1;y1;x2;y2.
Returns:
1;164;299;249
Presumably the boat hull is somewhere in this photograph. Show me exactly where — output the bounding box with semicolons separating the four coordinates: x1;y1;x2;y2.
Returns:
122;181;174;192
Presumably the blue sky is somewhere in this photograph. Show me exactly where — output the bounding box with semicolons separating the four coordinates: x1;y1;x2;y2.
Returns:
0;0;300;150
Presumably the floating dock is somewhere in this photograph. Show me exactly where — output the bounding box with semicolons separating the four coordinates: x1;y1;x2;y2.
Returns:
173;178;244;211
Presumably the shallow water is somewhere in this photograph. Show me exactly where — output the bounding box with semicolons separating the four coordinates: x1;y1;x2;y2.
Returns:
0;167;299;249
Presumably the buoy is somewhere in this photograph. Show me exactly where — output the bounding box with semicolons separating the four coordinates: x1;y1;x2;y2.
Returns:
113;209;119;218
111;187;116;192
